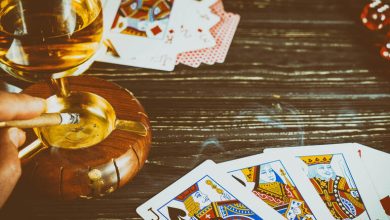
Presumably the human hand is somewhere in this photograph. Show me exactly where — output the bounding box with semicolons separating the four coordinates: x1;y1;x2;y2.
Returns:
0;91;45;208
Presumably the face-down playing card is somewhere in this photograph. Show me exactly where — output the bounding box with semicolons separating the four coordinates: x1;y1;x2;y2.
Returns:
137;160;285;220
218;153;335;220
264;143;388;220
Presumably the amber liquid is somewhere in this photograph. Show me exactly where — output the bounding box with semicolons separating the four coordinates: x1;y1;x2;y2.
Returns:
0;0;103;82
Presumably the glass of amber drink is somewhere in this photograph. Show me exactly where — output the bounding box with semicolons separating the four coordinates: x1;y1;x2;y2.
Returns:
0;0;104;82
0;0;147;158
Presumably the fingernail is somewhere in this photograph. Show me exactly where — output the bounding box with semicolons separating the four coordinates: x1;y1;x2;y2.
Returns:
35;97;46;105
8;128;26;147
34;97;47;112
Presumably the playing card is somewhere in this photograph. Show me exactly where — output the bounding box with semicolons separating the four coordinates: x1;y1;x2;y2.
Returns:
193;0;219;8
177;13;239;67
190;2;220;29
218;153;335;220
352;143;390;216
213;13;239;64
137;160;285;220
176;0;223;67
177;1;240;67
172;0;219;54
264;143;388;220
101;0;121;36
97;0;181;71
206;12;239;64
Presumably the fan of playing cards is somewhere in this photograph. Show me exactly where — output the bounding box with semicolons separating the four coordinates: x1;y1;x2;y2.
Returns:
98;0;240;71
137;143;390;220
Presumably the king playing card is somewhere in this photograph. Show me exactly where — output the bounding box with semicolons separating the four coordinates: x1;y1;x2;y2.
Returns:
218;153;335;220
264;143;388;220
137;160;285;220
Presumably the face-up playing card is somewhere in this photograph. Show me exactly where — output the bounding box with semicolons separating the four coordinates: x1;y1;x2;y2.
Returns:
137;160;285;220
351;143;390;216
97;0;181;71
264;143;388;220
218;153;335;220
194;0;219;8
190;2;220;29
172;0;219;54
176;0;240;67
101;0;121;37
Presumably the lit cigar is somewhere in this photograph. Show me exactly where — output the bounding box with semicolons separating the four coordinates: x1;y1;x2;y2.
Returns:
0;113;80;129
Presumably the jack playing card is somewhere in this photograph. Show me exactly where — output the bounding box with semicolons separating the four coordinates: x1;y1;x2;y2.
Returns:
97;0;181;71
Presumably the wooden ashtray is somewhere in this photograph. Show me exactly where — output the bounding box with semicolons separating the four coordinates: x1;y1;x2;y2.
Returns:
20;76;151;200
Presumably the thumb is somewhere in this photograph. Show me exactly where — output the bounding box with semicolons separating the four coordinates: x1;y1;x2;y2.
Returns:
0;128;25;208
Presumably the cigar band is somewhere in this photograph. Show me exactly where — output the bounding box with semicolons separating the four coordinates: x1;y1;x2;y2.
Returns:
60;113;80;125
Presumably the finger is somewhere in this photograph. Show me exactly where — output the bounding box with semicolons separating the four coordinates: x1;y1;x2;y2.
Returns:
0;128;23;208
7;127;26;148
0;91;46;121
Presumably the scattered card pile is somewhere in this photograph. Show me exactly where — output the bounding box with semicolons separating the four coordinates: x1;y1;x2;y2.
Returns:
137;143;390;220
98;0;240;71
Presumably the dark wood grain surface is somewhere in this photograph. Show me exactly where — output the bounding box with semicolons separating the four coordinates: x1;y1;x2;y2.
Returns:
1;0;390;219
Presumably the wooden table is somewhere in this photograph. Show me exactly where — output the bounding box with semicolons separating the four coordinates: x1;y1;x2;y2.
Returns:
1;0;390;219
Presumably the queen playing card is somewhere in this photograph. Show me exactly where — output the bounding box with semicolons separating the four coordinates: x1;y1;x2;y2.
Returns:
137;160;285;220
